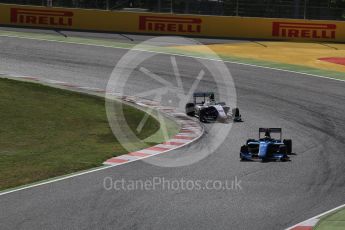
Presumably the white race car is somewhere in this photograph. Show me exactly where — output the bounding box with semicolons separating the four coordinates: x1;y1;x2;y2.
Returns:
185;92;242;123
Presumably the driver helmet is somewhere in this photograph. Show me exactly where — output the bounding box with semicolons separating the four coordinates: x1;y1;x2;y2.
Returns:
264;130;271;139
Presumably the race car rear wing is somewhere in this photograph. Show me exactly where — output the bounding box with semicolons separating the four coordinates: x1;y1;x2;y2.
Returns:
193;92;214;98
193;92;215;104
259;128;282;140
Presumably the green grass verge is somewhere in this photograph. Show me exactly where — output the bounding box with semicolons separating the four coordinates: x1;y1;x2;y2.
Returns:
0;78;178;191
315;207;345;230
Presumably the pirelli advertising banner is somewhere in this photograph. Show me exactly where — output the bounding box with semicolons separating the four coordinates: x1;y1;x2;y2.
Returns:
1;3;345;42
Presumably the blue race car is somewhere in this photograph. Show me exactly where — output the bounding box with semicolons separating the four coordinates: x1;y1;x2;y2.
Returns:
240;128;292;162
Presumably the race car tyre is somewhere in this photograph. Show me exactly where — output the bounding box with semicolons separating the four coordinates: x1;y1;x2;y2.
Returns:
185;103;195;116
240;152;243;161
233;108;240;117
233;107;240;116
232;108;242;122
199;109;207;122
283;139;292;154
240;145;248;161
279;145;287;154
261;158;268;163
240;145;248;153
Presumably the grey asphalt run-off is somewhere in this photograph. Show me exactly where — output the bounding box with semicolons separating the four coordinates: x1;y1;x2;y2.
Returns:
0;29;344;230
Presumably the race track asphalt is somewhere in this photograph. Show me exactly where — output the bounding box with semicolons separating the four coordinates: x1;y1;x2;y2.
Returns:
0;30;345;230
